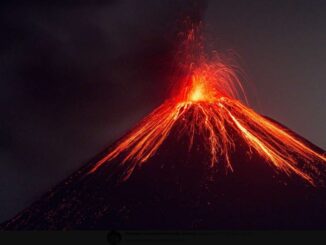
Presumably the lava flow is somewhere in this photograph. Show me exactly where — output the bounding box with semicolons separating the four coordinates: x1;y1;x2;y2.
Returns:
90;28;326;185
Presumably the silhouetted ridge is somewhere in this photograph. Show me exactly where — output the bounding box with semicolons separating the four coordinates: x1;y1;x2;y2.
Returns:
2;113;326;230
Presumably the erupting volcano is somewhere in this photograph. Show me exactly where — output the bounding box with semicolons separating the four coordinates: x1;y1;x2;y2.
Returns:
90;28;326;185
2;26;326;230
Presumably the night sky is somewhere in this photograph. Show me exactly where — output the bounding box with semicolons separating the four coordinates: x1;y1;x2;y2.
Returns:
0;0;325;223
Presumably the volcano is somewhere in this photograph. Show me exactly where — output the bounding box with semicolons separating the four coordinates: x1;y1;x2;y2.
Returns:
2;28;326;230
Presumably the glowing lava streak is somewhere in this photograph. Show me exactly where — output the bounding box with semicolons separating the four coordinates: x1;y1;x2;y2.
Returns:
90;29;326;185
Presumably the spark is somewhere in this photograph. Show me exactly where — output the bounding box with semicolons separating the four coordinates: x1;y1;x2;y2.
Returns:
90;27;326;185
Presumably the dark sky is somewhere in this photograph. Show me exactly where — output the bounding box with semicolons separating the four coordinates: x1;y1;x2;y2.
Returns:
0;0;325;222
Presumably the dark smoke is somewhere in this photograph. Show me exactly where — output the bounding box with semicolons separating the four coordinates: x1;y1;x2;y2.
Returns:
0;0;206;222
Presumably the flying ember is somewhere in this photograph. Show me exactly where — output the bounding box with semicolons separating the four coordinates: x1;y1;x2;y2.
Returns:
90;27;326;185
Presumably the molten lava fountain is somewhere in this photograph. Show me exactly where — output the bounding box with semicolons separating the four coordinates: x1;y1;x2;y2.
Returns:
90;28;326;186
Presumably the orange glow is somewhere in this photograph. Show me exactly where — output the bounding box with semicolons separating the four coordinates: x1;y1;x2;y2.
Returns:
90;27;326;185
188;73;215;102
189;83;204;101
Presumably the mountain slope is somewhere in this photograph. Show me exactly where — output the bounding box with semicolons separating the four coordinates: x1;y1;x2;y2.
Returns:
2;113;326;230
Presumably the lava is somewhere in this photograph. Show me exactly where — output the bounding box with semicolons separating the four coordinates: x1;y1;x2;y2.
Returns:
90;27;326;185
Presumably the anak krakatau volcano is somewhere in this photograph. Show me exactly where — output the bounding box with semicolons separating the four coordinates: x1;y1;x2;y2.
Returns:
2;28;326;230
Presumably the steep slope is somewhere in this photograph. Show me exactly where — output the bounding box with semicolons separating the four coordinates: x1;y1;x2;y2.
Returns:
2;109;326;230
